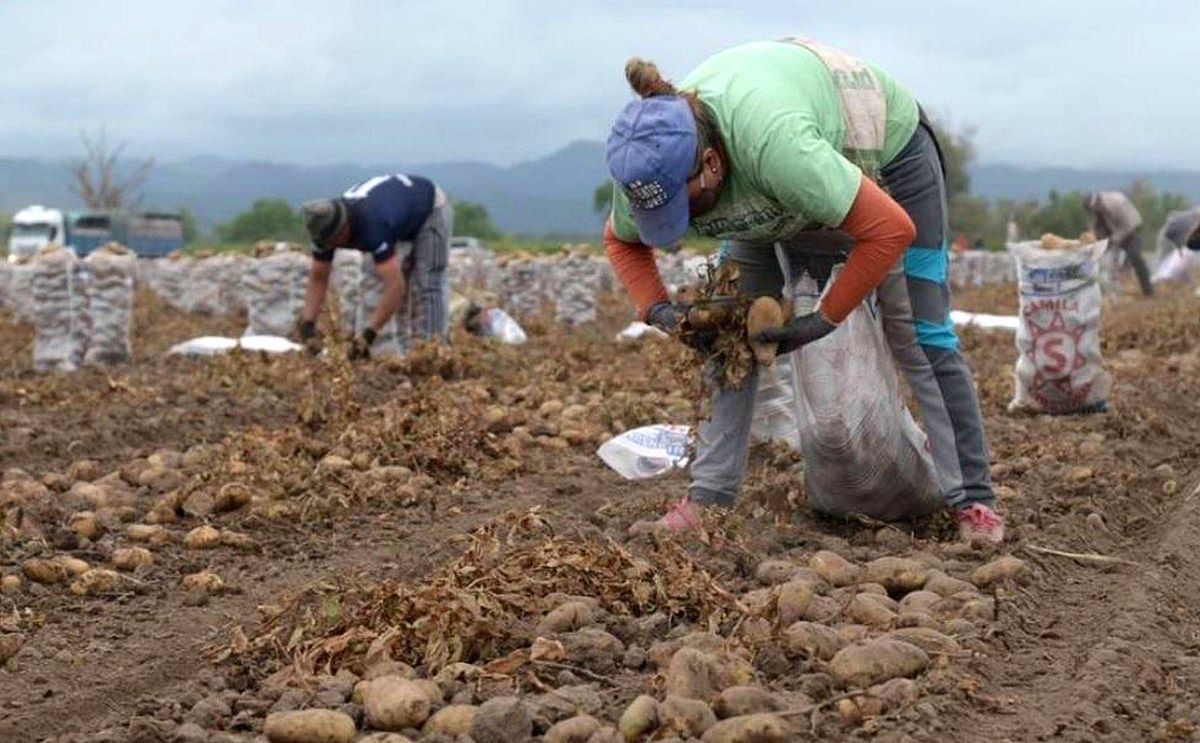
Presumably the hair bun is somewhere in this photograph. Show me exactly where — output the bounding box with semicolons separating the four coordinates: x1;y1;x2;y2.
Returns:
625;58;676;98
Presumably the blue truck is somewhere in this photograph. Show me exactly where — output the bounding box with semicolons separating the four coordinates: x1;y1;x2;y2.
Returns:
6;205;185;261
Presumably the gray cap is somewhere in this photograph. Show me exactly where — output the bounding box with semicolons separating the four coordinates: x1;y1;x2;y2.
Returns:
302;198;348;245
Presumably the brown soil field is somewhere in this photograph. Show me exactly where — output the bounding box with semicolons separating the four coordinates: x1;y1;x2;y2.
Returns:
0;281;1197;743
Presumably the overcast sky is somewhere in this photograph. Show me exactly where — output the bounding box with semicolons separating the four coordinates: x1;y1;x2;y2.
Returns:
2;0;1197;169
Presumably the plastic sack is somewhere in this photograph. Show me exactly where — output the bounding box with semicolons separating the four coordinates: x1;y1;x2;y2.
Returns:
1152;249;1197;284
750;356;801;449
615;321;668;342
476;307;527;344
242;250;309;337
781;256;940;521
32;247;91;372
168;335;302;356
949;310;1019;331
1008;239;1110;414
84;245;135;366
597;424;691;480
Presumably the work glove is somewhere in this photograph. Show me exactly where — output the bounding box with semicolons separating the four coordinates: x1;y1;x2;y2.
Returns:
752;311;837;355
348;327;377;361
647;301;718;354
297;319;322;356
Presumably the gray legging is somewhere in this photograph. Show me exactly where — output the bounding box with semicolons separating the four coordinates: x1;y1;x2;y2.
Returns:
689;124;994;511
396;198;453;348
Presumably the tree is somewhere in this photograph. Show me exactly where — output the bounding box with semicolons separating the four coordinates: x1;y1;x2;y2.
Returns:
178;206;199;244
217;199;306;243
928;120;976;201
593;182;614;216
452;201;501;240
69;127;155;209
1025;190;1089;239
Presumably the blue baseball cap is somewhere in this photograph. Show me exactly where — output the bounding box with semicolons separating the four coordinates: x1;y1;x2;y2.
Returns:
605;96;697;247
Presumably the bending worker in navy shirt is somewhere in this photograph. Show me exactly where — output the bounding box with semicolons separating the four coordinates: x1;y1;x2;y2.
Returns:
299;174;454;358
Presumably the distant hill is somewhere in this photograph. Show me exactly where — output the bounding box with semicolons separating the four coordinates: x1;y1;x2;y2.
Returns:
3;142;1198;237
971;163;1200;203
0;140;612;237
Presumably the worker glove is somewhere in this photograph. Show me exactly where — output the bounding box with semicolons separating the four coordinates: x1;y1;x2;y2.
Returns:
753;311;837;355
348;327;377;361
297;319;322;356
647;301;717;354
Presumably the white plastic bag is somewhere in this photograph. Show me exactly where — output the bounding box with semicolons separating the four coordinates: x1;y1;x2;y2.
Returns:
168;335;302;356
597;424;691;480
1008;239;1110;414
615;321;668;342
1152;249;1197;284
781;260;940;521
478;307;527;345
750;356;801;449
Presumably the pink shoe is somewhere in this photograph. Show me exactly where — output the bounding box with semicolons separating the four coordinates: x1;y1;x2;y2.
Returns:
955;503;1006;544
629;498;705;535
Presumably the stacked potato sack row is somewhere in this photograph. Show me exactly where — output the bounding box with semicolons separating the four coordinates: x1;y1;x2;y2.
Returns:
448;245;501;295
550;253;615;326
83;244;136;366
31;247;92;372
658;252;715;293
947;250;1016;289
497;256;552;319
0;261;38;322
138;256;193;312
241;249;310;337
187;254;249;315
330;249;365;335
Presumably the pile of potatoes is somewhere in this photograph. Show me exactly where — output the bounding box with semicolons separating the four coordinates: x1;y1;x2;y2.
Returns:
250;547;1027;742
0;449;255;602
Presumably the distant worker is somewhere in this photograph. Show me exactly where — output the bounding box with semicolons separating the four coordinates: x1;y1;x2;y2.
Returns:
1156;206;1200;263
1190;222;1200;251
1084;191;1153;296
298;174;453;359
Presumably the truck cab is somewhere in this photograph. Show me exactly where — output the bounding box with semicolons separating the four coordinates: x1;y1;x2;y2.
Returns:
6;205;66;263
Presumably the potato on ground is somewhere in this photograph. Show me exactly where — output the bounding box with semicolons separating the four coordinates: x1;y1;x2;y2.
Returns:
618;694;659;741
809;551;860;586
712;687;785;719
364;676;433;731
111;547;153;571
185;524;221;549
263;708;356;743
783;621;845;661
701;713;790;743
828;639;930;688
22;558;67;585
422;705;477;737
659;695;717;737
544;714;601;743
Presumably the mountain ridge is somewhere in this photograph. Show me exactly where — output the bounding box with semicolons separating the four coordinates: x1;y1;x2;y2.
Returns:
3;142;1198;236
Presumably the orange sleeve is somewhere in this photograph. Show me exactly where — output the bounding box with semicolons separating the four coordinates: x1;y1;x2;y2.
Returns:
604;218;669;320
820;176;916;323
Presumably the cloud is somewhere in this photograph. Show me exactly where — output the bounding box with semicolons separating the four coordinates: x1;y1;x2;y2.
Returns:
1;0;1197;168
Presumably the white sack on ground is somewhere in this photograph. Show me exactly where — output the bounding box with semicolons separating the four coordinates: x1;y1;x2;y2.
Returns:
950;310;1019;331
1008;239;1110;414
169;335;302;356
84;244;135;365
597;424;691;480
32;247;91;372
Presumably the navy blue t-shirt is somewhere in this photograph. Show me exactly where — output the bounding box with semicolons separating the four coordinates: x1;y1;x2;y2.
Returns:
313;174;436;263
